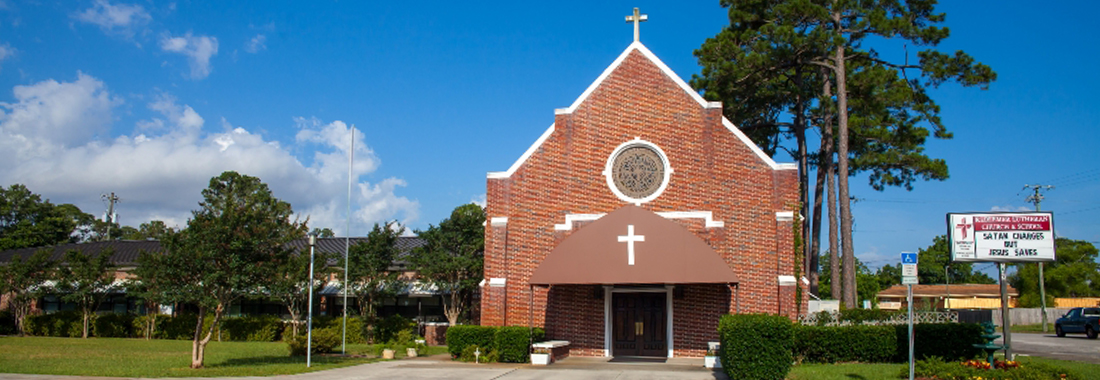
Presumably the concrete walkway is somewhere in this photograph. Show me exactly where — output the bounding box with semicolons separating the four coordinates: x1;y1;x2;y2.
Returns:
0;355;730;380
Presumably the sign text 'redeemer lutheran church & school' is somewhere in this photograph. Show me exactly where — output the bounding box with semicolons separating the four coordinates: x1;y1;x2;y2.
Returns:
479;32;805;358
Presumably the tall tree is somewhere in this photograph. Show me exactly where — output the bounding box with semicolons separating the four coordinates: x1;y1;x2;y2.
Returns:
56;249;117;338
693;0;996;306
409;203;485;325
342;221;403;337
818;251;881;305
0;249;54;335
1010;238;1100;307
122;220;174;240
138;171;303;368
0;184;78;250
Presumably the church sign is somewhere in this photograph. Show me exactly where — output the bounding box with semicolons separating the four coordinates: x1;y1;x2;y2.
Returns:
947;212;1055;262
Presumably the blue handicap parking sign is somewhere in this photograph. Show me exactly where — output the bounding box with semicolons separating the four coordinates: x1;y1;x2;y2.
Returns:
902;252;917;264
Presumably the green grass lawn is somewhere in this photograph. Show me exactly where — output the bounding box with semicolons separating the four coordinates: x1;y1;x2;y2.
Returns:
788;363;904;380
0;336;447;377
787;357;1100;380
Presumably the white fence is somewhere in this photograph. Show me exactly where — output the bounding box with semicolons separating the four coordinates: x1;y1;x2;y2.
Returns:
798;311;958;326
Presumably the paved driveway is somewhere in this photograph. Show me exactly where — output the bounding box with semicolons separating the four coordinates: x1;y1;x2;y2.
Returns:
999;332;1100;364
0;356;729;380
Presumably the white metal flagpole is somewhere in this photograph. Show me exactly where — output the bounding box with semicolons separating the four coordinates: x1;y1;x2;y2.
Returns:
343;126;354;355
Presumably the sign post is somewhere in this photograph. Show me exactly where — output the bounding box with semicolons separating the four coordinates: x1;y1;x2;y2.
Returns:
947;211;1056;362
902;252;917;380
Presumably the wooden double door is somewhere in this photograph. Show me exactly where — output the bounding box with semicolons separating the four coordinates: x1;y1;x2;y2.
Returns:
612;292;667;357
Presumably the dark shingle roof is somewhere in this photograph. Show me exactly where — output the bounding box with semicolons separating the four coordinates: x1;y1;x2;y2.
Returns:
0;240;164;266
0;236;427;269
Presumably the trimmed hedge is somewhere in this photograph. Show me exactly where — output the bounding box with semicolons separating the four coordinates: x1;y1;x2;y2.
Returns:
494;326;545;363
374;315;416;344
895;323;983;362
24;311;83;337
287;327;342;356
92;313;135;338
719;314;793;380
794;324;895;363
221;315;284;342
446;325;497;358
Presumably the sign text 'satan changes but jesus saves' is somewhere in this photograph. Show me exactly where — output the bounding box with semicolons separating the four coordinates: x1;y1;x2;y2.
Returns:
947;212;1056;262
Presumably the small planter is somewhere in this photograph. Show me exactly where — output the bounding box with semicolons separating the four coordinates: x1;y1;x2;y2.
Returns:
382;349;395;359
704;355;721;369
531;353;551;365
406;347;418;358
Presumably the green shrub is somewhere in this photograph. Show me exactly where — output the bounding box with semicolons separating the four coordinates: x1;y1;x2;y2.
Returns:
894;323;983;362
446;325;497;358
308;316;366;344
151;313;219;340
24;311;83;337
220;316;284;342
838;308;899;323
912;356;1081;380
374;315;415;344
92;313;135;338
0;310;16;335
286;327;342;356
719;314;793;380
493;326;545;363
133;314;169;339
794;324;895;363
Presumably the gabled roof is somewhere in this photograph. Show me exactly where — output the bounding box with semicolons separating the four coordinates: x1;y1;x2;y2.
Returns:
0;240;163;266
487;41;796;179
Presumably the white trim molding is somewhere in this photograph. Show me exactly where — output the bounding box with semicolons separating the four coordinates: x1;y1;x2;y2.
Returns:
554;210;725;231
488;278;507;288
486;42;796;179
778;275;797;286
776;211;795;222
487;124;556;179
490;217;508;227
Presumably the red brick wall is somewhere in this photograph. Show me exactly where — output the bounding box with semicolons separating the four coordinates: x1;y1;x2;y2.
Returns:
482;48;800;357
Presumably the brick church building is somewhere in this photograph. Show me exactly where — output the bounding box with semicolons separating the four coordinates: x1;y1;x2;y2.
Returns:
480;32;805;358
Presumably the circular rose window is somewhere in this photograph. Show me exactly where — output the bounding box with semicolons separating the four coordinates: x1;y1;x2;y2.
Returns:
604;139;672;204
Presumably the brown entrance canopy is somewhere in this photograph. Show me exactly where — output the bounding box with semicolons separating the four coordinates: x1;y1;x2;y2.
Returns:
529;204;738;285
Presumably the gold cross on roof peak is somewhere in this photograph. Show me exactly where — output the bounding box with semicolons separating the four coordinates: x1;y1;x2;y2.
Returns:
625;7;648;42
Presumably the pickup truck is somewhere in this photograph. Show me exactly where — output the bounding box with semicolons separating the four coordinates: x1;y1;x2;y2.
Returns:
1055;307;1100;339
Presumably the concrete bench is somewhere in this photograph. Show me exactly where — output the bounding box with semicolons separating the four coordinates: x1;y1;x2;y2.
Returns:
532;340;571;363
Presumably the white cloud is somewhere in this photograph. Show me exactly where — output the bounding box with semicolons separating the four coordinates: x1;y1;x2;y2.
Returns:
159;32;218;79
470;194;486;208
0;43;13;71
0;72;119;151
245;34;266;53
73;0;151;39
0;74;418;236
991;205;1031;212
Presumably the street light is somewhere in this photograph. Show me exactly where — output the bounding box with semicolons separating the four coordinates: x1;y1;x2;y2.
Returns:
307;230;318;367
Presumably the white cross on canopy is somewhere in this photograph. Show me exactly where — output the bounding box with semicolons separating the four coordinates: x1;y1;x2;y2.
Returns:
618;224;645;265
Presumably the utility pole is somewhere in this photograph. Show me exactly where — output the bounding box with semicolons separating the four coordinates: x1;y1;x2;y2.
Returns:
1023;184;1053;333
101;192;120;240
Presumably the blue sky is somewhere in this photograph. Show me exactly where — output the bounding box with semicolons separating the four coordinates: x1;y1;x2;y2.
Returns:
0;1;1096;273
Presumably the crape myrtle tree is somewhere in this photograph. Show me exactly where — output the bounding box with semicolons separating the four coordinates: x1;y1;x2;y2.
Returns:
131;249;175;339
341;221;403;341
409;203;485;325
0;249;55;335
138;171;304;369
269;229;328;338
56;249;117;338
693;0;995;308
